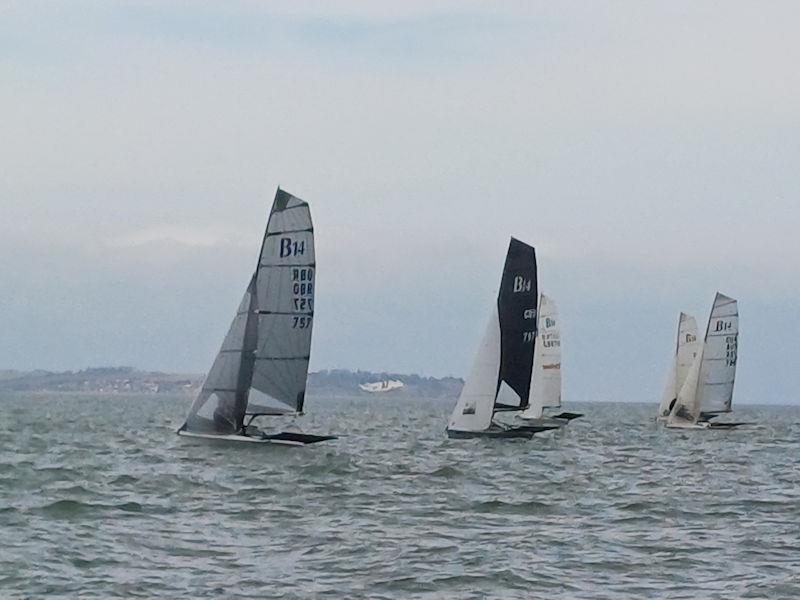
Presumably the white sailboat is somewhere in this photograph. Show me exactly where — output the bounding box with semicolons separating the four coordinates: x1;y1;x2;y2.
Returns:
446;238;561;439
518;294;582;426
177;188;336;445
664;292;744;430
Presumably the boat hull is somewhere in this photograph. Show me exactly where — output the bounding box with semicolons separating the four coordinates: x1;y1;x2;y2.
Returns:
707;422;748;429
446;424;559;439
549;411;583;422
516;416;565;428
177;430;337;446
518;412;583;425
665;420;748;430
665;421;710;430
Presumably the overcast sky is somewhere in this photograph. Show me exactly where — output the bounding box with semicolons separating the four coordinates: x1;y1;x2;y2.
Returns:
2;1;799;403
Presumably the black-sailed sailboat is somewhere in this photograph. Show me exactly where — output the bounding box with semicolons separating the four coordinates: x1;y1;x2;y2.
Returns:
177;188;336;446
446;238;561;439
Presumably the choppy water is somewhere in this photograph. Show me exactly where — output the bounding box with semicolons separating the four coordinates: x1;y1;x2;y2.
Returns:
1;394;799;599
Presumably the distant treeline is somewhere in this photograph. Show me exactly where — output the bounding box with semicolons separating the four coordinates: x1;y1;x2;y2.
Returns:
0;367;200;394
0;367;463;398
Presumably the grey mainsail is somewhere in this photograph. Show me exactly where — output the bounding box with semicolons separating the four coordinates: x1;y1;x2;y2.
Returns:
180;188;315;435
250;190;315;415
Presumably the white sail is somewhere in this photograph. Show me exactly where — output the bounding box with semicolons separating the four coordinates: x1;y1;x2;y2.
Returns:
657;355;678;421
521;294;561;419
667;342;705;425
535;294;562;409
676;313;700;389
697;293;738;414
657;313;700;420
447;306;502;432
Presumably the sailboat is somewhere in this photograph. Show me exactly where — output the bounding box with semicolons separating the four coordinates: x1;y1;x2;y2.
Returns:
177;188;337;445
663;292;744;430
517;294;582;426
446;238;561;439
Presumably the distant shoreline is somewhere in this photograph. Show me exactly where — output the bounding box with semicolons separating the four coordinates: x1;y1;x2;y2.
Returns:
0;367;464;399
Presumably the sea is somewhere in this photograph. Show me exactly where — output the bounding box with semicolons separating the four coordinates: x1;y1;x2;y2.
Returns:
1;394;799;599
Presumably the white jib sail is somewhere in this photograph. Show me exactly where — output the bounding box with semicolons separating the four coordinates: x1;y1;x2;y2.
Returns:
676;313;701;391
696;293;739;414
667;342;705;425
657;355;678;421
521;294;561;419
447;306;502;432
658;313;700;420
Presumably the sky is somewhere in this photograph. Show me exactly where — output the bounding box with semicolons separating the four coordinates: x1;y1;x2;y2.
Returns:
1;1;799;403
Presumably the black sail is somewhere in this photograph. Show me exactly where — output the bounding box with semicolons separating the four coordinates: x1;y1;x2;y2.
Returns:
495;237;538;409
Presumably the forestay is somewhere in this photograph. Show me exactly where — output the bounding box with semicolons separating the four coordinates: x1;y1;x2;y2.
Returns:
180;189;315;435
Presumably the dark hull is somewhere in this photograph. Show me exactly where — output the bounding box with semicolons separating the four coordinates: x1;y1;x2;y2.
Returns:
707;422;749;430
446;424;559;439
177;428;337;446
550;412;583;422
262;431;338;444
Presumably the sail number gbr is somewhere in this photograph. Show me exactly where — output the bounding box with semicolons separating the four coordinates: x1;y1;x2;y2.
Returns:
291;267;314;328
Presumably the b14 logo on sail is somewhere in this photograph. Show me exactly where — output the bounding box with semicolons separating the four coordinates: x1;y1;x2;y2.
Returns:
714;320;733;333
280;237;306;258
513;276;532;293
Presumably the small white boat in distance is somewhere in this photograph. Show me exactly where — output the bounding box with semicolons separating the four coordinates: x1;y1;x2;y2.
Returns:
177;188;336;445
663;292;746;430
359;379;404;393
517;294;582;426
446;238;561;440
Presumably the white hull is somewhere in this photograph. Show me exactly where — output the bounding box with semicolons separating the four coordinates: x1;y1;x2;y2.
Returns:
177;430;306;446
